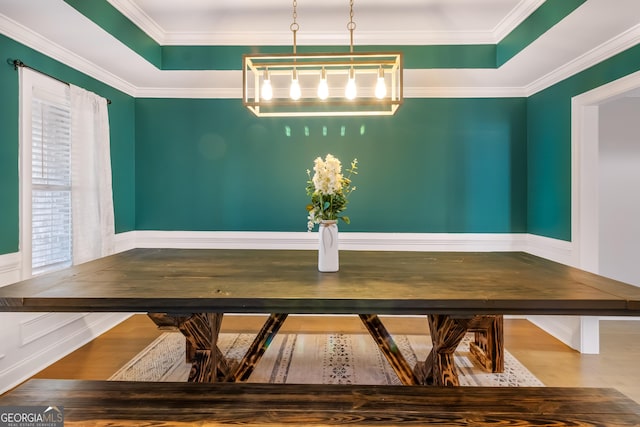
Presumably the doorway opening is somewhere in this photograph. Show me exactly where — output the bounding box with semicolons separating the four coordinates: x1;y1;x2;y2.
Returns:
570;70;640;354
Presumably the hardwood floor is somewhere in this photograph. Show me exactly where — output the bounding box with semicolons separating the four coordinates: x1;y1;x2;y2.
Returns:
31;314;640;403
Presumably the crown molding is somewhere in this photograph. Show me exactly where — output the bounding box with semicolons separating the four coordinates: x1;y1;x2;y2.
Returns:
0;13;137;97
133;86;240;99
105;0;544;47
493;0;545;43
525;23;640;96
106;0;165;44
405;86;527;98
161;30;500;47
132;85;527;99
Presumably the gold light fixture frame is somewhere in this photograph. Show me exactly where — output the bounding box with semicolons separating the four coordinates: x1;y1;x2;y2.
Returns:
242;0;403;117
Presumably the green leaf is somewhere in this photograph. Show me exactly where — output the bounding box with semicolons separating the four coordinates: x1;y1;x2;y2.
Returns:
341;216;350;224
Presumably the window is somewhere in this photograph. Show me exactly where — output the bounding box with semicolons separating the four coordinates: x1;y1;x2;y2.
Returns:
20;68;114;278
30;94;72;274
20;70;72;277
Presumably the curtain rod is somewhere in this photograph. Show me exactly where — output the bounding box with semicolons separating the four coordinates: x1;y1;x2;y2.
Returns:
10;59;112;105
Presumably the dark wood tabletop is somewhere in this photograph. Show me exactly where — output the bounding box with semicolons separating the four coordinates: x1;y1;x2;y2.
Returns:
1;248;640;316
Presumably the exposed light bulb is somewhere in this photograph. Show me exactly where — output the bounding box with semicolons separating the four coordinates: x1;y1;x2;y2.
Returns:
261;70;273;101
262;80;273;100
290;69;301;100
317;68;329;100
345;68;356;100
375;67;386;99
318;79;329;100
290;79;301;100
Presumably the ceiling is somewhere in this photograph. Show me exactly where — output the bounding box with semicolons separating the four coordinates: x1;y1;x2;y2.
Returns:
114;0;543;45
0;0;639;98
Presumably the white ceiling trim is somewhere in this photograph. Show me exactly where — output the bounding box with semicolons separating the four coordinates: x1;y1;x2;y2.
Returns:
106;0;543;46
134;86;240;99
525;23;640;96
133;83;527;99
106;0;165;45
159;30;500;47
492;0;545;43
0;14;137;97
407;86;527;98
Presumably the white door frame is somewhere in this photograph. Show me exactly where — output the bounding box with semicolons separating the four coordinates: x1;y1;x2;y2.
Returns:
570;70;640;353
572;70;640;272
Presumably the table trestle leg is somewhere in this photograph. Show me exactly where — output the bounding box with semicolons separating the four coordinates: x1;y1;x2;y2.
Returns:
226;313;289;382
468;315;504;373
147;312;231;383
414;314;470;386
358;314;420;385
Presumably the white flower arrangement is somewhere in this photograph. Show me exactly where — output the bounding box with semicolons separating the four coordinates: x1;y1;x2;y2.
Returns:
306;153;358;231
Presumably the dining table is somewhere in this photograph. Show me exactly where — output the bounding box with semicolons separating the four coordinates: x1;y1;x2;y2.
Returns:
1;248;640;386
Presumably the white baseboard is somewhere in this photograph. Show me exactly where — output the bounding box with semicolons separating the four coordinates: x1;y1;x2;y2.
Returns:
114;230;137;253
527;315;583;351
0;312;130;394
133;230;532;252
524;234;575;266
0;240;136;395
0;252;21;288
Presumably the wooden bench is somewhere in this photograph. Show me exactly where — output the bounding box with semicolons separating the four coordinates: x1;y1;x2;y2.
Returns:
2;379;639;426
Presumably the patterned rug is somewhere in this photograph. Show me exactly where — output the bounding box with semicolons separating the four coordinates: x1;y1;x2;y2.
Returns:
109;332;544;387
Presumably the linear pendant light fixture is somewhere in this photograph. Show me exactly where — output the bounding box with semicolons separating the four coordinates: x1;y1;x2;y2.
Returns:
243;0;403;117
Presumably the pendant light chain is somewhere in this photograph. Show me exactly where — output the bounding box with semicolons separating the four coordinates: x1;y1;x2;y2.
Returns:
289;0;301;100
344;0;357;100
347;0;356;53
291;0;299;55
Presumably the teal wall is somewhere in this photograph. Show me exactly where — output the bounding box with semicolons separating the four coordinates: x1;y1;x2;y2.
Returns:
0;38;20;255
2;33;640;255
527;44;640;241
0;34;137;256
135;98;527;232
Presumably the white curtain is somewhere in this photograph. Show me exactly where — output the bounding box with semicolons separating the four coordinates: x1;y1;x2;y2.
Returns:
70;85;115;264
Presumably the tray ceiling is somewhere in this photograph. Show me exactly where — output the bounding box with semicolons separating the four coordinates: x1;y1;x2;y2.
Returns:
0;0;639;97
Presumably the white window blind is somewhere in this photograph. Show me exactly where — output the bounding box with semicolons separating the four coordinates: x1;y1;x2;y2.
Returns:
30;94;72;275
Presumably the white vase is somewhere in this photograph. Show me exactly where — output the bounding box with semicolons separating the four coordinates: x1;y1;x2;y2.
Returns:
318;220;339;272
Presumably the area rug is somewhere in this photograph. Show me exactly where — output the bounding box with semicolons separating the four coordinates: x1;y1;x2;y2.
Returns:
109;332;544;387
